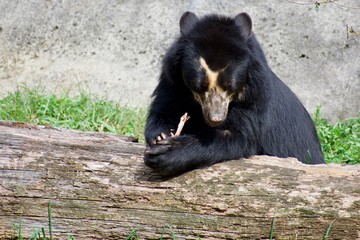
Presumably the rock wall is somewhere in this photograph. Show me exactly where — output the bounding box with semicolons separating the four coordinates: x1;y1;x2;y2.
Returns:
0;0;359;121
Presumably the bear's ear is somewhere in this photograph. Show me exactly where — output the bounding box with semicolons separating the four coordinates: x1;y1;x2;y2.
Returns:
180;11;199;35
235;12;252;39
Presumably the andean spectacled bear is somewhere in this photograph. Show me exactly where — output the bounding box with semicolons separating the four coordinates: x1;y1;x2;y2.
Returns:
144;12;324;177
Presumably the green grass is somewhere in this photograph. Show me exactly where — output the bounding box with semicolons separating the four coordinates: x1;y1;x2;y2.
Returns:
0;87;146;142
10;203;337;239
12;203;76;240
12;203;177;240
323;218;337;240
0;87;359;164
126;229;139;240
314;107;360;164
127;225;178;240
269;209;276;240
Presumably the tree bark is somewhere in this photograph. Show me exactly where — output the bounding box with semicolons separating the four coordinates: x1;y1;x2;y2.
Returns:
0;121;359;240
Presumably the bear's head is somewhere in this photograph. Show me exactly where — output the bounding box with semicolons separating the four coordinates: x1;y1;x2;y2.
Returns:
178;12;253;127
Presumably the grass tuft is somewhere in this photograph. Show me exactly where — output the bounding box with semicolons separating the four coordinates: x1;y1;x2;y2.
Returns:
160;224;177;240
126;229;139;240
314;107;360;164
12;203;76;240
269;209;276;240
323;218;337;240
0;87;147;142
48;202;53;240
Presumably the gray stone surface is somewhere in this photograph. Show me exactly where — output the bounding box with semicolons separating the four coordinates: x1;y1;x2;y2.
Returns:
0;0;359;122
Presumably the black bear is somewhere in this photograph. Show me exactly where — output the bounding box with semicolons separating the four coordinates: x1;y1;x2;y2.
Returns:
144;12;324;177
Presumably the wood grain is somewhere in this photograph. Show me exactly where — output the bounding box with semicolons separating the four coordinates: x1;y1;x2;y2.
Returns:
0;121;359;239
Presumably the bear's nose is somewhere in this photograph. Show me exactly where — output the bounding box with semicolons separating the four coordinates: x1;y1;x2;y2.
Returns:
209;113;226;124
210;115;224;123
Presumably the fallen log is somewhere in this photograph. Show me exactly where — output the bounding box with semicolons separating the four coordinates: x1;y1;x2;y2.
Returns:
0;121;359;239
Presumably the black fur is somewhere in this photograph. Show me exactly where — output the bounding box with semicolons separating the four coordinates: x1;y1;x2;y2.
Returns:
144;12;324;177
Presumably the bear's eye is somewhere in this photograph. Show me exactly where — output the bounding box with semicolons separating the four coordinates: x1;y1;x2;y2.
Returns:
218;72;234;91
194;69;208;93
183;67;208;93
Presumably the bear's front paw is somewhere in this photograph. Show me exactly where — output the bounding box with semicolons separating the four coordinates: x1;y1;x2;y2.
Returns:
144;151;189;177
144;143;171;156
148;131;175;146
145;135;191;156
144;151;169;171
144;135;196;175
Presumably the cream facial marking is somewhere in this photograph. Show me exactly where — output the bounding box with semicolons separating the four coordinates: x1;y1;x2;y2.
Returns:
199;57;219;90
195;57;236;126
197;57;236;102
